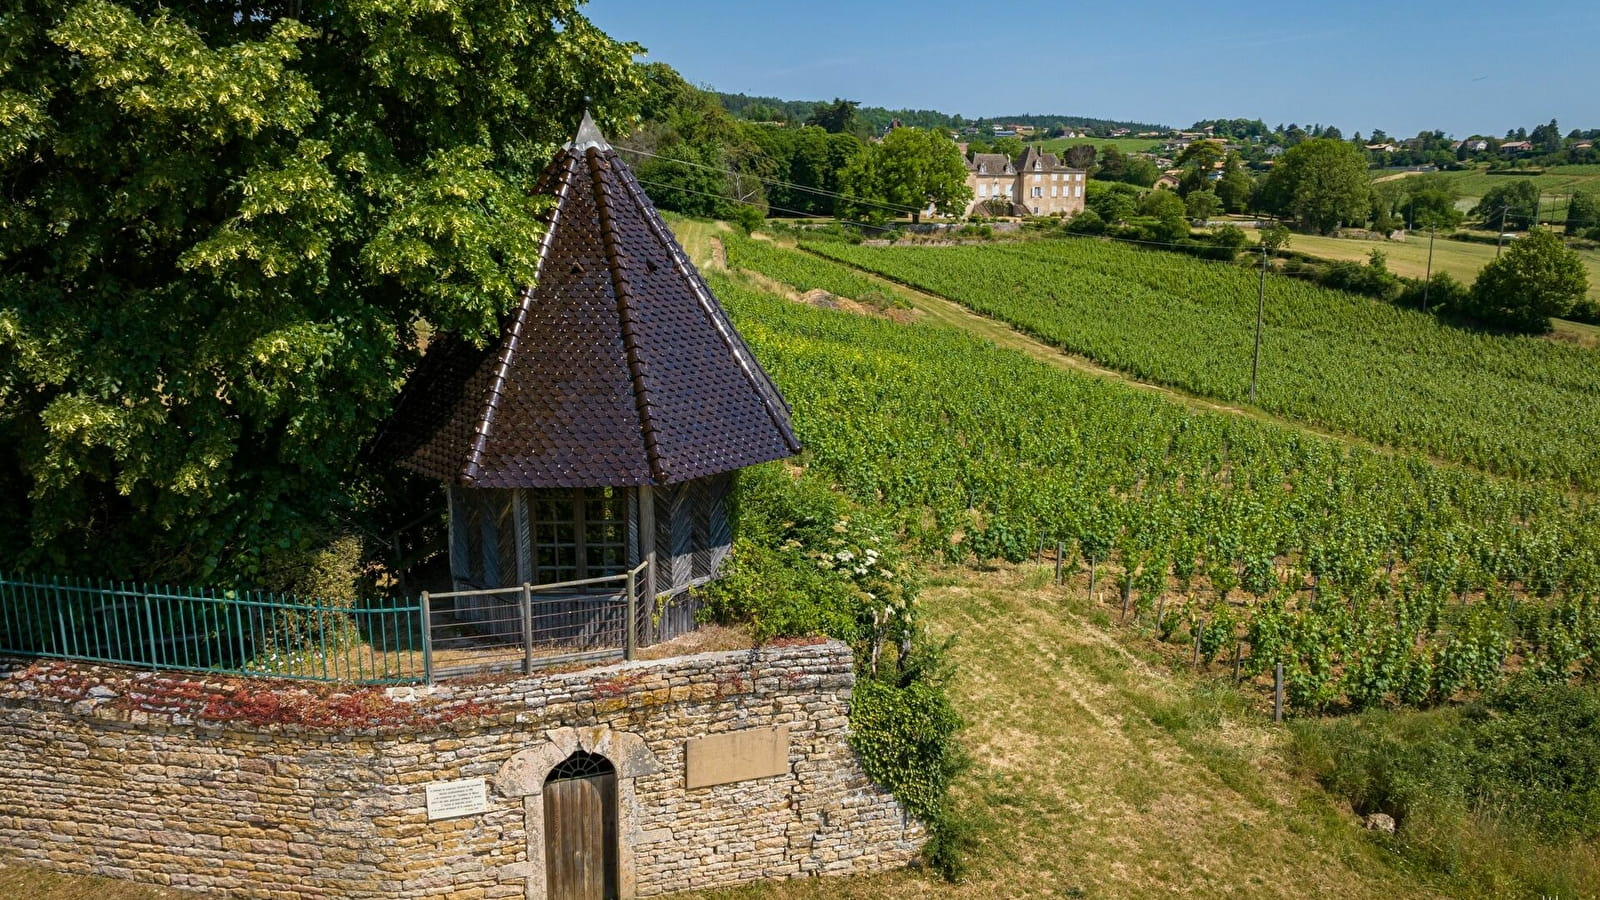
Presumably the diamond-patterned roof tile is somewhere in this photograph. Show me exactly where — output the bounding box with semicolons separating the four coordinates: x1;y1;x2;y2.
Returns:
371;114;800;487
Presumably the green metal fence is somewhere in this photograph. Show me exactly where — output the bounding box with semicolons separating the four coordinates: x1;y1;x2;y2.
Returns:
0;573;427;684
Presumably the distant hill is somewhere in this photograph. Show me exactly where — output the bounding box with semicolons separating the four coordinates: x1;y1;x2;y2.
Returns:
713;91;1168;134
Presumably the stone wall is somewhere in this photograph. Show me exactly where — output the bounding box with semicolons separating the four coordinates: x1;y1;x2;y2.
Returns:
0;639;920;898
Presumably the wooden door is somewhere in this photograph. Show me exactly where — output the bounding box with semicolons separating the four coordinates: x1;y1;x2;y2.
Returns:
543;769;618;900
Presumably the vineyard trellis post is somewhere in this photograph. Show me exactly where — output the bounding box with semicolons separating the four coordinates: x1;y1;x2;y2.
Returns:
1054;541;1064;585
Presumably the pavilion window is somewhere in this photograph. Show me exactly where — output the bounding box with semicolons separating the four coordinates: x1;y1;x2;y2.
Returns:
532;488;629;584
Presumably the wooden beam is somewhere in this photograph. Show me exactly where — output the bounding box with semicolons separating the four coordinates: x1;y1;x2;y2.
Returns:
638;486;657;645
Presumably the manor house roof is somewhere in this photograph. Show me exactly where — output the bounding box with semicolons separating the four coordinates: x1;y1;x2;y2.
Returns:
967;153;1014;175
371;113;800;489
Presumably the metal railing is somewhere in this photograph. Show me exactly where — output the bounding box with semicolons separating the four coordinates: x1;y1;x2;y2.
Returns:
420;562;647;682
0;573;426;684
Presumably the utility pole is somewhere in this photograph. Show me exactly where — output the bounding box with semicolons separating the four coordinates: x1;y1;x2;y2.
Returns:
1423;226;1436;313
1250;242;1267;404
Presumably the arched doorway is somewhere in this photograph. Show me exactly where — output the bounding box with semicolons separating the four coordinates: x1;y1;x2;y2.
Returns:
543;751;618;900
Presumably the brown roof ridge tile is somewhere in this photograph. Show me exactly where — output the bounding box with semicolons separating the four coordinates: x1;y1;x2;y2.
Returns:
610;152;801;464
589;147;667;483
461;152;580;487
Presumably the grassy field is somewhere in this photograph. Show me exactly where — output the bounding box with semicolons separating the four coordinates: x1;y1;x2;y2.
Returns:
1426;165;1600;210
1276;229;1600;310
1376;165;1600;221
690;565;1439;900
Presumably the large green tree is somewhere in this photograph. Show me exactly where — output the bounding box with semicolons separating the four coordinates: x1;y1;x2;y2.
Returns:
839;128;970;223
1465;228;1589;333
1122;156;1161;188
1261;138;1372;234
1136;190;1190;242
629;62;770;218
1472;180;1541;231
746;125;861;217
1063;144;1098;171
1086;180;1139;224
1564;190;1599;236
0;1;641;580
1401;175;1465;230
1094;145;1128;181
805;98;861;136
1214;153;1254;214
1176;141;1224;170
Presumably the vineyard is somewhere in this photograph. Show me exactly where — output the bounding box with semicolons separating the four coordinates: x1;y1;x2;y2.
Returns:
722;233;890;300
802;238;1600;492
709;261;1600;715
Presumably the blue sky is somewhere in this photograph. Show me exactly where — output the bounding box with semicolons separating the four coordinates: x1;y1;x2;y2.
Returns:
585;0;1600;138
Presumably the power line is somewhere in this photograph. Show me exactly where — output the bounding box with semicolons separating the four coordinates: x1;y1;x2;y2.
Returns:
617;143;923;214
629;177;899;233
614;144;928;217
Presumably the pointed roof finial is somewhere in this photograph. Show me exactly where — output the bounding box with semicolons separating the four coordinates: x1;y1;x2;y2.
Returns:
567;109;610;151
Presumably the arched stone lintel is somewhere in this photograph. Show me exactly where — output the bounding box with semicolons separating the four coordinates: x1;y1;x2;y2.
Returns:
495;725;661;798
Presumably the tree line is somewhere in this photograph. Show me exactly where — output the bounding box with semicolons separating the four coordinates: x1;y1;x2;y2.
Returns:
630;76;972;225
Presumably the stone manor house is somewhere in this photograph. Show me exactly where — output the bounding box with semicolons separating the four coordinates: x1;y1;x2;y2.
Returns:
964;145;1087;217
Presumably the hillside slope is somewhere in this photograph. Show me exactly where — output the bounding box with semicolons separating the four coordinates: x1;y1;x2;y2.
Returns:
690;566;1437;900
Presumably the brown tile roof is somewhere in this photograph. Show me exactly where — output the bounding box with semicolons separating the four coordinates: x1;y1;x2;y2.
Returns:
967;152;1013;175
1017;146;1073;172
371;114;800;488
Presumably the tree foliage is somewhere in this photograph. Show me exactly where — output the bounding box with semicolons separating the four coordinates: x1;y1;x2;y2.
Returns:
629;63;771;218
1260;222;1293;252
839;128;971;223
1261;138;1372;234
0;0;642;580
1136;190;1189;242
1214;153;1254;214
1122;156;1161;188
1064;144;1098;171
1472;180;1541;231
1401;176;1465;230
1094;145;1128;181
804;98;862;135
1175;141;1223;172
1185;190;1222;222
1086;180;1139;224
1465;228;1590;333
746;126;862;217
1565;190;1599;237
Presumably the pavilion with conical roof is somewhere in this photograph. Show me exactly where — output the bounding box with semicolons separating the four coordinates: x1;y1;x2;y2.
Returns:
372;113;799;642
